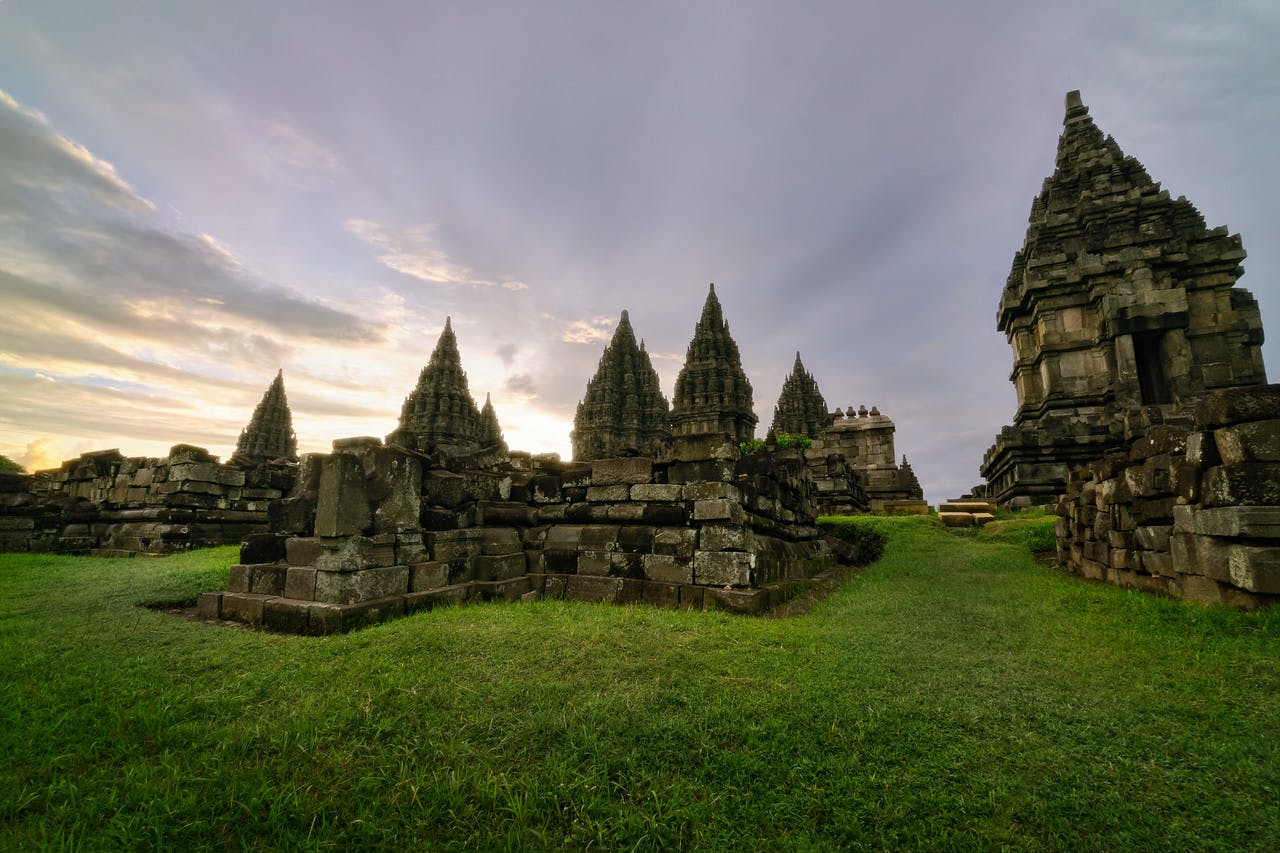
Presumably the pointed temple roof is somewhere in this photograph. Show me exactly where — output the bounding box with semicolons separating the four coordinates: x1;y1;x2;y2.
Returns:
387;317;488;453
670;284;757;443
233;369;297;464
571;310;671;460
479;392;507;453
769;351;828;438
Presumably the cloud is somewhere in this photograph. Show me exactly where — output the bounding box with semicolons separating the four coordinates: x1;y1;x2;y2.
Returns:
20;438;61;473
505;373;537;396
344;218;529;290
561;317;615;344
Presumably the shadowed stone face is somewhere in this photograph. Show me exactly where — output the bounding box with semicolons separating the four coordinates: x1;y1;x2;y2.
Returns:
571;310;670;461
982;90;1267;508
234;370;297;464
670;284;757;444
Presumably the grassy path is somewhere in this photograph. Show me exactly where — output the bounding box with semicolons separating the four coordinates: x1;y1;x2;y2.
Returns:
2;517;1278;849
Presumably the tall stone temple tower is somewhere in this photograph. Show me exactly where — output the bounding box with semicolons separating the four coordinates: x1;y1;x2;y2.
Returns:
233;369;297;465
982;90;1267;507
769;352;829;438
670;284;757;443
387;318;501;456
571;310;671;460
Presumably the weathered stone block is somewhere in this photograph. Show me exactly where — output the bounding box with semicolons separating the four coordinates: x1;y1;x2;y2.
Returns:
642;504;687;525
473;553;526;581
605;504;646;522
1227;545;1280;594
226;564;251;593
1172;573;1224;606
314;454;370;537
1170;533;1231;582
642;554;693;584
240;533;287;565
1133;525;1173;552
286;536;325;566
544;525;583;551
641;581;682;608
616;526;657;553
220;592;274;626
938;512;974;528
315;536;381;571
1215;419;1280;465
313;565;408;605
564;575;626;603
1195;384;1280;429
250;564;288;596
373;454;422;533
540;549;578;574
693;499;746;523
477;502;535;526
1189;506;1280;538
653;527;697;558
576;550;613;576
704;587;769;615
481;527;521;555
699;524;754;552
1201;464;1280;507
196;592;222;620
430;529;485;560
422;471;466;508
586;485;630;503
693;550;753;587
264;598;311;633
410;561;451;591
1185;431;1221;469
630;483;682;502
284;566;318;600
590;457;653;486
666;460;734;484
683;482;742;502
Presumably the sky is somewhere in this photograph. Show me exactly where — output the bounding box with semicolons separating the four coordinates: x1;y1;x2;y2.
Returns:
1;1;1276;503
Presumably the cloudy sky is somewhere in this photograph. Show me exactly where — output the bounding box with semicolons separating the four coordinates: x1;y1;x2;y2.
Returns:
1;1;1276;502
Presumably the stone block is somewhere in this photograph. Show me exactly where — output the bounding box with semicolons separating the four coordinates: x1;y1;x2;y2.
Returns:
264;598;311;633
576;551;613;576
1215;419;1280;465
666;460;734;484
564;575;626;603
540;549;578;574
972;513;996;526
249;564;288;596
704;587;769;615
1201;463;1280;507
1143;552;1172;578
474;552;527;581
544;525;583;551
630;483;682;502
606;504;647;522
167;461;223;484
693;499;746;523
642;504;688;525
474;577;533;603
699;524;754;552
476;502;535;526
1133;525;1173;552
1170;533;1231;582
1173;573;1224;606
1185;431;1221;469
373;454;422;533
653;527;697;558
641;581;682;608
314;453;370;537
240;533;287;565
284;566;318;600
410;561;451;591
578;525;620;551
693;551;753;587
286;537;325;567
1227;545;1280;594
679;585;705;610
586;485;630;503
422;471;466;508
481;527;522;555
315;536;381;571
643;554;693;584
404;583;473;613
196;592;222;620
1195;384;1280;429
938;512;974;528
590;457;653;486
226;564;251;593
430;529;485;560
1189;506;1280;538
1107;529;1132;550
220;592;274;626
616;525;657;553
313;565;409;605
683;482;742;502
1127;426;1187;461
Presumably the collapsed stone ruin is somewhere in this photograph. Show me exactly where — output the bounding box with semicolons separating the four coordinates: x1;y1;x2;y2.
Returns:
201;286;884;632
976;91;1275;607
0;373;298;554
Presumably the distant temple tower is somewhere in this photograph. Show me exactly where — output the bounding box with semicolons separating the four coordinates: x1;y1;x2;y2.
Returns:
670;284;757;443
982;91;1267;507
233;369;297;465
769;352;829;438
571;310;671;460
387;318;500;455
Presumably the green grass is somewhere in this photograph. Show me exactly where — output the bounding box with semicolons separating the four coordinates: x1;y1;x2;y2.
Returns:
2;518;1279;850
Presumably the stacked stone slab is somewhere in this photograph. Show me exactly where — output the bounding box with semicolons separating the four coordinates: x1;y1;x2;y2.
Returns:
387;318;506;464
670;284;758;444
938;500;996;528
770;352;829;439
232;370;298;466
809;406;924;513
202;433;842;632
1056;384;1280;609
3;445;294;554
982;90;1267;508
571;310;671;460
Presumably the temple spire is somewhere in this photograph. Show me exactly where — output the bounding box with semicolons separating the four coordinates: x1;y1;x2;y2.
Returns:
233;369;297;465
571;310;671;460
769;351;827;438
670;285;756;443
387;318;486;453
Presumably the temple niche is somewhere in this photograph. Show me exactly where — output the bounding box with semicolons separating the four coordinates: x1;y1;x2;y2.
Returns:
232;370;298;466
571;310;671;461
982;90;1267;507
670;284;758;444
386;318;506;465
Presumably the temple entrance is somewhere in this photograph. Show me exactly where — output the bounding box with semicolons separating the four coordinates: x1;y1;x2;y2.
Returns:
1133;331;1172;405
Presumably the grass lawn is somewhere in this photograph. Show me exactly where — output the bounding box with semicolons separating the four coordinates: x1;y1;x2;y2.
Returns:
2;516;1278;850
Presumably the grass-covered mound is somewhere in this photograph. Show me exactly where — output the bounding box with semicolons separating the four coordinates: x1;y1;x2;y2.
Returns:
2;518;1278;849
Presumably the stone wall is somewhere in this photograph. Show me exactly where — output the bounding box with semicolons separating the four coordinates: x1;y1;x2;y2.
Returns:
0;445;294;555
1056;385;1280;608
809;407;922;513
202;433;845;633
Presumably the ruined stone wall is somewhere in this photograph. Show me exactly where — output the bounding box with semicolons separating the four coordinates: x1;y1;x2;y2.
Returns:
0;445;294;554
203;433;841;633
808;408;921;513
1056;385;1280;608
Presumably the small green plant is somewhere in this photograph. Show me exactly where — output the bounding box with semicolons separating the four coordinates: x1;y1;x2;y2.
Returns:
774;432;812;450
738;438;767;455
0;454;22;473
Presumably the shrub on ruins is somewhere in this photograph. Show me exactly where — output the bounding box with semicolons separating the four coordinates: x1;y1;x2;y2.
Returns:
738;438;767;455
0;454;22;473
816;516;886;565
775;432;812;450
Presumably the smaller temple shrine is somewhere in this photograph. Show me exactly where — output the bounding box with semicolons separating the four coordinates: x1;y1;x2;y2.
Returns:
232;370;298;466
571;310;671;460
770;353;830;439
670;284;758;444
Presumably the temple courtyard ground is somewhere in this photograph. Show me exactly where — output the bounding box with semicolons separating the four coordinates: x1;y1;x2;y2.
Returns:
2;516;1277;850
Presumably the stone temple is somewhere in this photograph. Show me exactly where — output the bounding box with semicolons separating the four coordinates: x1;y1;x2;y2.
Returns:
982;90;1267;507
670;284;757;444
571;310;671;461
232;370;297;466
